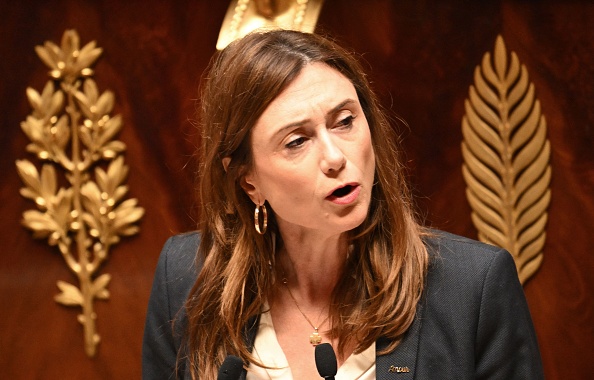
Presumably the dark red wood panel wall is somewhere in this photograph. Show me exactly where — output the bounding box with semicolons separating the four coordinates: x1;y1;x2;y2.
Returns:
1;1;592;378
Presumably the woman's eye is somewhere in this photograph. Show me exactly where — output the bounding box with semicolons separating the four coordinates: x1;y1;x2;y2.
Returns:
286;136;306;149
337;115;355;128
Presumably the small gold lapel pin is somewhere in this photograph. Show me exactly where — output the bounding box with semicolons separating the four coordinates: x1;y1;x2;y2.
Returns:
388;365;410;373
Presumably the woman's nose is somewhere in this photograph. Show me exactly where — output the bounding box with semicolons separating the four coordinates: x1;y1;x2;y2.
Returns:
319;135;346;174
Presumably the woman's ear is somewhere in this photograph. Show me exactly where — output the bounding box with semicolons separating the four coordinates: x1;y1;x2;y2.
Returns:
223;156;264;204
241;171;263;205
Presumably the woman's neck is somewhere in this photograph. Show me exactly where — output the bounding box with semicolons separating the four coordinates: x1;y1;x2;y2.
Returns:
276;227;349;305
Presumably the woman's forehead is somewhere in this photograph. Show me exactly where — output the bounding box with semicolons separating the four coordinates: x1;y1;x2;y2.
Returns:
264;63;357;117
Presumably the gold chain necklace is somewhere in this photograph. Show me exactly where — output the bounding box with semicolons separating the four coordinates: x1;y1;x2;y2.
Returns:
282;277;330;346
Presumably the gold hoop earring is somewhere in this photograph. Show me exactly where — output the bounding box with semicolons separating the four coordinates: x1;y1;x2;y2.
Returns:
254;204;268;235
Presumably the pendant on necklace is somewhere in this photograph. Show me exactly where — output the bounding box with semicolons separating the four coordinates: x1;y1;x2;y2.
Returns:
310;327;322;346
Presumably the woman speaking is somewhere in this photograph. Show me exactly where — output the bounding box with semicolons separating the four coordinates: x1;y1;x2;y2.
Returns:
142;29;543;379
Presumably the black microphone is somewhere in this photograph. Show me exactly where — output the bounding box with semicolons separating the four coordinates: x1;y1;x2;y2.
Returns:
217;355;243;380
315;343;337;379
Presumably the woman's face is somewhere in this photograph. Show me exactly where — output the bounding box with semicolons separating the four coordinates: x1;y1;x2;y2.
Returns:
243;63;376;238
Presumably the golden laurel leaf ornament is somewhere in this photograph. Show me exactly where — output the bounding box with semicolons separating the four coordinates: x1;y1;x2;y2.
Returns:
16;30;144;357
461;35;551;284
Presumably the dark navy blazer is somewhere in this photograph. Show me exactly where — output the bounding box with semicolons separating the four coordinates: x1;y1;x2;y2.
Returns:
142;231;544;379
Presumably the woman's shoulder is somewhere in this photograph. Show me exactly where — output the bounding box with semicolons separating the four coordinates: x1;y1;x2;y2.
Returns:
143;232;202;376
415;229;543;379
422;228;515;272
160;231;201;261
153;232;202;302
420;228;520;294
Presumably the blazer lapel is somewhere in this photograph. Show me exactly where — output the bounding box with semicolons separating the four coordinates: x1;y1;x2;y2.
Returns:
376;304;423;380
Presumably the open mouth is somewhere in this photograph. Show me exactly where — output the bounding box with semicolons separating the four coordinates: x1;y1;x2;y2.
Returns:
326;184;361;205
331;185;354;198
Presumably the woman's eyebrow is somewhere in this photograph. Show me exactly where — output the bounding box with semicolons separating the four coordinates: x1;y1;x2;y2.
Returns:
272;98;357;139
328;99;356;116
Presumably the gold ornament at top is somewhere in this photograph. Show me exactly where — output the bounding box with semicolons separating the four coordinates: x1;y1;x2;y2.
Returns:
216;0;325;50
461;35;551;284
16;29;144;357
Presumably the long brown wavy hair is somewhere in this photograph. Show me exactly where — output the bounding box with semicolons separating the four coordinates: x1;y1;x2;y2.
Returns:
184;29;429;379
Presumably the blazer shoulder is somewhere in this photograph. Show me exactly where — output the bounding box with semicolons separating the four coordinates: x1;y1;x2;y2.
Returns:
424;229;507;256
423;229;514;275
159;231;200;273
143;232;202;379
412;230;542;379
156;232;202;312
421;229;520;308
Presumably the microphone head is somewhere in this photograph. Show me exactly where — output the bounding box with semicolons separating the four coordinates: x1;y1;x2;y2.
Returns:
315;343;337;378
217;355;243;380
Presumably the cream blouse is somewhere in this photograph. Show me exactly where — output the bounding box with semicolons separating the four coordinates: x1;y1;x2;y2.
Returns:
246;308;376;380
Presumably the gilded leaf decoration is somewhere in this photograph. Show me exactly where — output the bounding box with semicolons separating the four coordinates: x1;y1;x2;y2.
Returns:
16;30;144;357
461;35;551;284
